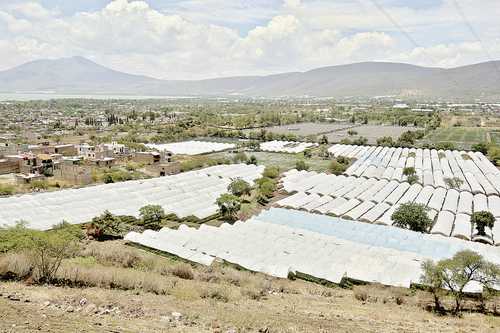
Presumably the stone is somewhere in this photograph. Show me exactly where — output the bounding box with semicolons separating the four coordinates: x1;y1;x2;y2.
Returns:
171;312;183;321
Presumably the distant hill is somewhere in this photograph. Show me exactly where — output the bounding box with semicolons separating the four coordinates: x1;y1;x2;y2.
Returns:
1;56;499;99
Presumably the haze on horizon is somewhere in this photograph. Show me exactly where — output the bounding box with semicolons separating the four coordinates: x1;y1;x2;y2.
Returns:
0;0;499;80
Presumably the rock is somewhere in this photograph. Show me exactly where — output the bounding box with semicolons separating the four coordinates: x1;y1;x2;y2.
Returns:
84;304;97;314
42;301;51;307
226;329;237;333
79;298;88;306
160;316;172;322
66;306;74;313
171;312;183;321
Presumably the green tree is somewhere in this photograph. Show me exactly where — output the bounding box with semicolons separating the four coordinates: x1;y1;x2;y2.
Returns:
86;211;133;240
470;211;495;236
0;223;79;283
352;137;368;145
139;205;166;230
228;179;252;197
295;159;309;171
391;203;433;233
216;194;241;221
420;250;500;314
329;159;347;175
263;166;280;179
319;135;329;145
246;155;258;165
377;136;394;147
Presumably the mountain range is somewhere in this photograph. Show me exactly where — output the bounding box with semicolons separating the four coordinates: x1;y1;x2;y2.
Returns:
0;56;499;99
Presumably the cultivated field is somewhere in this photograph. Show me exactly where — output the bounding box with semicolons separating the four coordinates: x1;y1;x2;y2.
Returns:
327;125;422;144
246;122;353;136
422;127;489;149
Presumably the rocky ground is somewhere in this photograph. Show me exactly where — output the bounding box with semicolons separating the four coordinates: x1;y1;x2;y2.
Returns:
1;280;499;333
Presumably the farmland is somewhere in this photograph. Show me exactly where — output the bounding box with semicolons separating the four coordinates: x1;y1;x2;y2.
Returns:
245;122;353;136
422;127;490;149
326;125;422;144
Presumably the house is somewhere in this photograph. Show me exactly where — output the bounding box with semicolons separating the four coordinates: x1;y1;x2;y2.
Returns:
76;143;96;159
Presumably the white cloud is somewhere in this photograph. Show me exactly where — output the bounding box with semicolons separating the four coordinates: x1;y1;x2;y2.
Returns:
0;0;498;79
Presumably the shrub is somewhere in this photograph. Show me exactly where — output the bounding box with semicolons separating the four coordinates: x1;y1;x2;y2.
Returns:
488;146;500;166
352;137;368;146
470;211;495;236
471;142;488;154
444;177;464;189
228;179;252;197
170;264;194;280
232;152;248;164
435;142;455;150
295;160;309;171
391;203;433;233
0;224;79;283
216;194;241;221
403;167;416;177
420;250;500;314
246;155;258;165
139;205;166;230
406;174;419;185
319;135;329;145
347;130;358;136
263;166;279;179
353;287;368;302
376;136;394;147
329;160;347;175
86;211;137;240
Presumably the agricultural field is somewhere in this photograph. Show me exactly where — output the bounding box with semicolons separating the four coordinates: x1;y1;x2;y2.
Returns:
327;125;422;144
246;122;353;136
489;131;500;144
209;151;331;173
422;127;489;149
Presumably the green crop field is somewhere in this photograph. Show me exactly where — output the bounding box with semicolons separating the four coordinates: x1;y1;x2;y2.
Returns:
423;127;488;149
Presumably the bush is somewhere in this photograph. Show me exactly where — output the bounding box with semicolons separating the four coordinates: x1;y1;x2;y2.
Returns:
406;174;419;185
139;205;166;230
444;177;463;189
352;137;368;145
0;224;79;283
170;264;194;280
295;160;309;171
329;160;347;175
377;136;394;147
402;167;416;177
487;145;500;166
435;142;455;150
86;211;137;240
347;130;358;136
232;152;248;164
421;250;500;314
228;179;252;197
263;166;279;179
216;194;241;221
471;142;488;154
470;211;495;236
391;203;433;233
246;155;258;165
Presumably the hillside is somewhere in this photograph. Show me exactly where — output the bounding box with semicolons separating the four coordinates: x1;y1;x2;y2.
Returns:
1;57;500;99
1;241;498;332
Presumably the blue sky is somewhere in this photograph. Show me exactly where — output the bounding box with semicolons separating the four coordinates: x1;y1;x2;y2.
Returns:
0;0;499;79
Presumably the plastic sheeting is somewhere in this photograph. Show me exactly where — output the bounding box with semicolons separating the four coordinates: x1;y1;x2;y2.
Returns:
146;140;235;155
0;164;264;230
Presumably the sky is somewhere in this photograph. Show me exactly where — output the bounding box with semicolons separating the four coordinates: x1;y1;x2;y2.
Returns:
0;0;499;80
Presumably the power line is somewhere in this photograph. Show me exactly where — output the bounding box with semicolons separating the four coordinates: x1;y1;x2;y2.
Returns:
450;0;500;73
